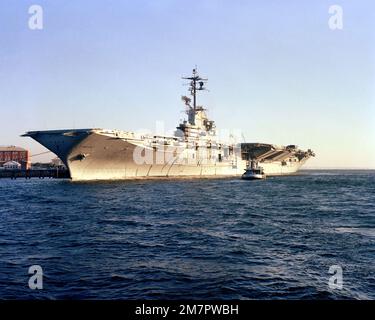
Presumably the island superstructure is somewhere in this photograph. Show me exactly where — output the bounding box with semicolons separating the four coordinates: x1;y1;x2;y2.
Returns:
23;69;314;181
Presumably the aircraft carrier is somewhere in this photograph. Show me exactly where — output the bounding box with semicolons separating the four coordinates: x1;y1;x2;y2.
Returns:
23;69;315;181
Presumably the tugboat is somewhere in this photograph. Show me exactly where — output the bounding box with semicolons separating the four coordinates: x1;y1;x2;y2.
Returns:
242;161;266;180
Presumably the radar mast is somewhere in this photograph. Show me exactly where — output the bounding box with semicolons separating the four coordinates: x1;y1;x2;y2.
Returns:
182;68;208;125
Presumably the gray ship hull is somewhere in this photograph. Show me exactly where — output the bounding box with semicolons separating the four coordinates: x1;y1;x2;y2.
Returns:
23;129;311;181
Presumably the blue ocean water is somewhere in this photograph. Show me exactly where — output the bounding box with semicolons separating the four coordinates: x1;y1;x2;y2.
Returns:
0;170;374;300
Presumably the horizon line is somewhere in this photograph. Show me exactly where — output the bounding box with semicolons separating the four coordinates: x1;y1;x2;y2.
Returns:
303;167;375;170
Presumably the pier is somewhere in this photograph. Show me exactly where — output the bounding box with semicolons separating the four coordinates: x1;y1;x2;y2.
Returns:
0;168;70;179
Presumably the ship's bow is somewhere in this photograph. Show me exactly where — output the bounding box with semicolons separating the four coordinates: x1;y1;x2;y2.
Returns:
22;129;96;167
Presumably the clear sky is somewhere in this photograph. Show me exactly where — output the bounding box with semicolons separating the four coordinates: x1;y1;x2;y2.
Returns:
1;0;374;168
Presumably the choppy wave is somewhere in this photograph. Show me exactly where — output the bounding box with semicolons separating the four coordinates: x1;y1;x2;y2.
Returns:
0;170;374;299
